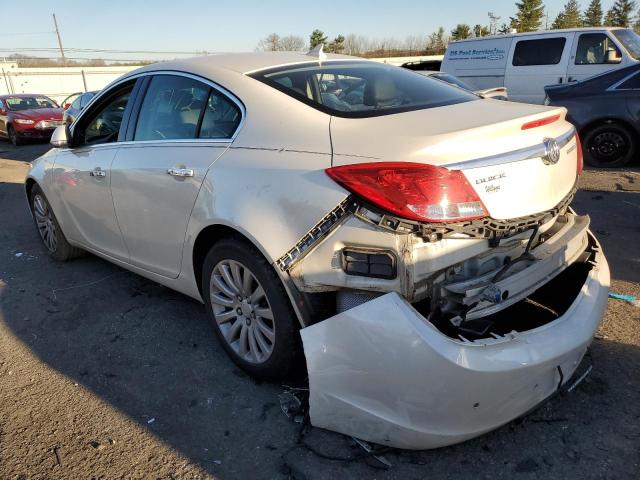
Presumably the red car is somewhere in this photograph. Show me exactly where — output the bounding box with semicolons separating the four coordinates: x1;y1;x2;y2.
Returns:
0;94;64;146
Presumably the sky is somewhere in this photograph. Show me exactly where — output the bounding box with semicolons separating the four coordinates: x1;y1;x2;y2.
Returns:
0;0;628;62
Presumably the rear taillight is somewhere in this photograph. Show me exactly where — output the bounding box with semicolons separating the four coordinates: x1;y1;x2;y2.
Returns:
325;162;487;223
575;133;583;175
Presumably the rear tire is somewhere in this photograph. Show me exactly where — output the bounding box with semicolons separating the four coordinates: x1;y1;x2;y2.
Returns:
583;123;636;168
202;237;303;381
8;125;21;146
30;184;84;261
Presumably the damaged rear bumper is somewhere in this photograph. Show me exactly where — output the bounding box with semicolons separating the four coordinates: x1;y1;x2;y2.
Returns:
300;233;609;450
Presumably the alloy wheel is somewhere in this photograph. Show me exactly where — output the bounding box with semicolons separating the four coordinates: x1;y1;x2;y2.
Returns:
33;194;57;252
209;259;276;364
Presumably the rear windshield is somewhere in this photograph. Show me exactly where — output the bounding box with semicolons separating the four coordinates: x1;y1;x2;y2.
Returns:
250;61;477;118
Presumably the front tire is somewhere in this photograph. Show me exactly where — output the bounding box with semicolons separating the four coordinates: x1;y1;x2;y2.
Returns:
8;125;21;146
30;185;83;261
202;237;302;380
583;123;636;168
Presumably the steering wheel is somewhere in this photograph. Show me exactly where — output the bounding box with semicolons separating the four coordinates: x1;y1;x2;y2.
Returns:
153;129;166;139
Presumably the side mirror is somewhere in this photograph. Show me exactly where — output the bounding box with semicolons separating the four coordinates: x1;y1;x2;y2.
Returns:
50;125;71;148
63;103;71;110
606;49;622;64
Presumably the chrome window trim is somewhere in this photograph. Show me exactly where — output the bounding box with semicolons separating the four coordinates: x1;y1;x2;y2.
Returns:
71;70;246;144
446;127;576;170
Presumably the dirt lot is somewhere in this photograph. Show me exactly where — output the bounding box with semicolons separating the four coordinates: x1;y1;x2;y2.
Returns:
0;143;639;480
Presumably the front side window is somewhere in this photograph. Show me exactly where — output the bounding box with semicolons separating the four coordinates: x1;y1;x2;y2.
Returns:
513;38;567;66
575;33;621;65
134;75;209;141
251;61;477;118
79;92;95;108
79;86;132;146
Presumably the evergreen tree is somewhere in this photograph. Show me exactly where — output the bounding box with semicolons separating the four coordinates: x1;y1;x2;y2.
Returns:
451;24;472;40
309;29;328;49
553;0;583;28
498;23;512;34
426;27;448;54
583;0;603;26
607;0;636;27
326;35;345;53
474;24;491;37
510;0;546;32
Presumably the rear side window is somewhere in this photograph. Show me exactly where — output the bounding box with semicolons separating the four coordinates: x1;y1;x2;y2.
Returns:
250;61;477;118
135;75;209;141
199;91;241;139
513;38;566;66
617;72;640;89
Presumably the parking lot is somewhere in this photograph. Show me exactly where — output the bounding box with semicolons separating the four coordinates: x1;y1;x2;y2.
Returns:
0;142;638;479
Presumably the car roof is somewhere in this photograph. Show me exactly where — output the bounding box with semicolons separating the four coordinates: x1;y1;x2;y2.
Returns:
450;26;627;44
132;51;360;76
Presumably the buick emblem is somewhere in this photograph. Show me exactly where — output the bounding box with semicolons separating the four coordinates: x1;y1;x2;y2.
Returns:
542;138;561;165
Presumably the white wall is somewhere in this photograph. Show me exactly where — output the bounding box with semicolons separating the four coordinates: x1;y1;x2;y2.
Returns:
0;63;141;103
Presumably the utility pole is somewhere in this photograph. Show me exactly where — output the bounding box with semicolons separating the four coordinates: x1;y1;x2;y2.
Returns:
52;13;66;66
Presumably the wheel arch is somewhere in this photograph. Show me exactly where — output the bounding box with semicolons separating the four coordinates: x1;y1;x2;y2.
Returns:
191;222;310;327
579;117;639;139
24;177;37;211
192;223;274;299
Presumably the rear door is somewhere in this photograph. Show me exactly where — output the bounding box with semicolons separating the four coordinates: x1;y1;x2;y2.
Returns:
505;33;575;104
110;73;242;278
566;31;627;83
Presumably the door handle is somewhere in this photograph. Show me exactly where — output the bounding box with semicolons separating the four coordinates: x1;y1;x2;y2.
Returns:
167;167;194;177
568;76;577;83
89;168;106;177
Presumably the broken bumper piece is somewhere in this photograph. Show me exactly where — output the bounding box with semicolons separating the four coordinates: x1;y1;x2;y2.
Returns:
301;242;609;450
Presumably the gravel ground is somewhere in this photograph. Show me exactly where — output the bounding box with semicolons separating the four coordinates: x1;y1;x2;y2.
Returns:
0;143;639;480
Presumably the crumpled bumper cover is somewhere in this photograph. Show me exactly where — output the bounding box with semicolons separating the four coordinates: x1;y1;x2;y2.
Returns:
300;244;609;450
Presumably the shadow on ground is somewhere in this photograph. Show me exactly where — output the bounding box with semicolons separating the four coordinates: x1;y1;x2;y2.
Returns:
1;157;639;478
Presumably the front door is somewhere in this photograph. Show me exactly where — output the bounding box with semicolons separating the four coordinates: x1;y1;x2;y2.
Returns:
110;73;242;278
566;32;627;83
505;32;575;104
51;82;136;261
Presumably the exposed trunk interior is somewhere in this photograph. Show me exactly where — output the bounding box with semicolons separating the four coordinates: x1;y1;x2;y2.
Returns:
413;242;596;341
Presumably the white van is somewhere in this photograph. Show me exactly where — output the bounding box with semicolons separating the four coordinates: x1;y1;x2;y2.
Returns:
441;27;640;104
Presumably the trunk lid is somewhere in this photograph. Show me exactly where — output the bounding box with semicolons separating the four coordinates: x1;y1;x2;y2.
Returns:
330;100;578;220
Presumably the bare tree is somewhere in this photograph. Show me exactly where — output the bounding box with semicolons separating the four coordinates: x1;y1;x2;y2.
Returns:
279;35;306;51
404;34;424;55
257;33;281;51
344;34;368;55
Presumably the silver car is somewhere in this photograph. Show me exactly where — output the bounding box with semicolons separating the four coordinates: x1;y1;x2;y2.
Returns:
27;52;609;450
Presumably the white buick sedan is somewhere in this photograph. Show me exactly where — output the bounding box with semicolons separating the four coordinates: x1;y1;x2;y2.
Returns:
26;52;609;450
